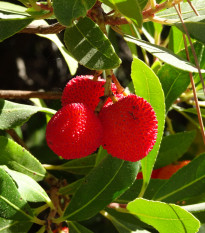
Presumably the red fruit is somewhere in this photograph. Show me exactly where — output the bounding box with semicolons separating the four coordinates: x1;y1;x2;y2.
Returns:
99;94;158;162
53;227;69;233
137;160;190;179
46;103;102;159
61;75;117;111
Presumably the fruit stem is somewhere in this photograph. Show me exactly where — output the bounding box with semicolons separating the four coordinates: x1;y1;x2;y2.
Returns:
111;72;127;96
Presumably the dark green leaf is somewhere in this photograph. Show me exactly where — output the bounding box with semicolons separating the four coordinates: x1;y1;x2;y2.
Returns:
59;179;84;195
131;57;165;194
0;136;46;181
0;218;32;233
2;166;52;205
69;221;94;233
153;153;205;203
125;35;205;73
0;168;33;220
117;179;166;203
175;16;205;45
0;99;55;130
154;131;196;169
105;207;152;233
53;0;95;26
64;17;121;70
127;198;200;233
61;154;140;221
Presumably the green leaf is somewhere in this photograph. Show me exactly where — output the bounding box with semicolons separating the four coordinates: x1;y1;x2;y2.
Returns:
154;131;196;169
61;154;140;221
0;136;46;181
53;0;95;26
175;16;205;45
2;166;52;206
127;198;200;233
64;17;121;70
117;179;166;203
0;168;33;220
105;207;152;233
59;154;96;175
0;2;33;41
0;99;56;130
59;179;84;195
168;27;185;53
157;42;205;112
156;0;205;21
131;57;165;195
125;35;205;73
69;221;94;233
0;218;32;233
153;153;205;203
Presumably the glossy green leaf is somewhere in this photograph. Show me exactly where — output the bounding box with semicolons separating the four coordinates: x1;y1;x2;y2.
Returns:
61;154;140;221
168;27;185;53
69;221;94;233
175;16;205;45
153;153;205;203
0;168;33;220
0;136;46;181
156;0;205;21
2;166;52;205
105;207;152;233
125;35;205;73
0;2;33;41
59;179;84;195
131;57;165;195
157;42;205;112
58;154;96;175
0;218;32;233
117;179;166;203
0;99;56;130
64;17;121;70
154;131;196;169
53;0;95;26
127;198;200;233
102;0;143;28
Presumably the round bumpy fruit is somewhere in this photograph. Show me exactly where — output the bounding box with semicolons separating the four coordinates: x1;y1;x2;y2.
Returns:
137;160;190;179
99;94;158;162
46;103;102;159
61;75;117;111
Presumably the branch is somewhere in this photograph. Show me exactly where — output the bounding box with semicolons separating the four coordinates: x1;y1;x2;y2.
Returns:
0;90;62;99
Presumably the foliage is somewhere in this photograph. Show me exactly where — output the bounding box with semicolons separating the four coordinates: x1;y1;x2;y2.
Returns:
0;0;205;232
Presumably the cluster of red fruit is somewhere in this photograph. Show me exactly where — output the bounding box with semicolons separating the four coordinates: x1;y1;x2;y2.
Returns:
46;75;158;162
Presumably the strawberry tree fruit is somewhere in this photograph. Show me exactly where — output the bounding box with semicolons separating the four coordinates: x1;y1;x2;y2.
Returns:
53;226;69;233
99;94;158;162
46;103;102;159
137;160;190;179
61;75;117;111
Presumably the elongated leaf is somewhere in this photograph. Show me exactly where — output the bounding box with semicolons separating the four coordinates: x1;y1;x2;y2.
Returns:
117;179;166;203
0;136;46;181
125;35;205;73
0;168;33;220
61;154;140;221
182;108;205;118
153;153;205;203
131;57;165;194
127;198;200;233
154;131;196;169
168;27;185;53
59;154;96;175
0;218;32;233
156;0;205;21
157;42;205;112
64;17;121;70
175;16;205;45
105;207;152;233
53;0;95;26
0;99;56;130
69;221;94;233
2;166;52;205
0;1;29;15
59;179;84;195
